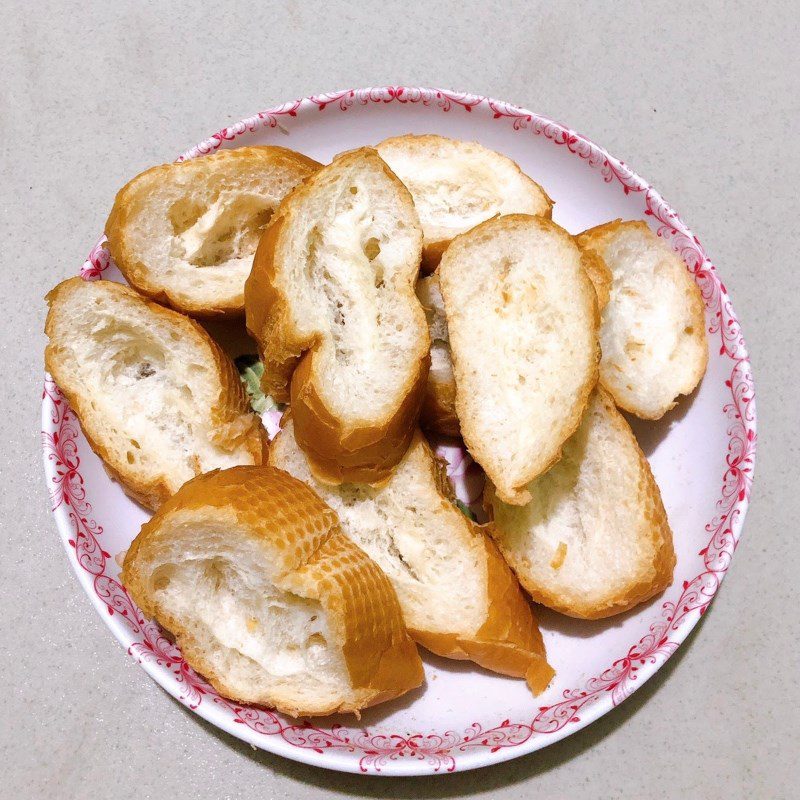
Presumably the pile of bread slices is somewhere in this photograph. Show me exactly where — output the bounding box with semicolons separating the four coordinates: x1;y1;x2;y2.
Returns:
44;134;707;718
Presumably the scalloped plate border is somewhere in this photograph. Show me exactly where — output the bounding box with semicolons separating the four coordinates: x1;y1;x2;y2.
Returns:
41;86;757;776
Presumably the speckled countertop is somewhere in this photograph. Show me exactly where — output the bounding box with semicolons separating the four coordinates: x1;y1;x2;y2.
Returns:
1;2;796;798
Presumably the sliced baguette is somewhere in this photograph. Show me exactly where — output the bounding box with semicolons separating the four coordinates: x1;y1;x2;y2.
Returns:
439;215;600;505
246;147;429;484
415;274;459;437
486;388;676;619
122;465;423;716
44;278;266;510
376;134;553;271
576;220;708;419
106;146;321;317
270;418;554;695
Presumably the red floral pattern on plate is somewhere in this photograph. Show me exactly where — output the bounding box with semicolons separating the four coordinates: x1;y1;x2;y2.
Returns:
41;87;756;774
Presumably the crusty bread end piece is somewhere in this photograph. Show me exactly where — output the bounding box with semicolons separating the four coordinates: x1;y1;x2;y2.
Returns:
122;465;423;716
376;134;553;272
270;419;554;695
415;273;459;437
106;146;321;317
439;214;600;505
576;220;708;419
246;147;429;484
44;277;266;510
487;388;676;619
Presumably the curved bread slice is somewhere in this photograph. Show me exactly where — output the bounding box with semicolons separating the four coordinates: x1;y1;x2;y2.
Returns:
246;147;429;484
439;215;600;505
416;274;459;437
122;466;423;716
487;389;676;619
270;419;554;695
376;134;553;271
106;146;321;317
576;220;708;419
44;278;266;509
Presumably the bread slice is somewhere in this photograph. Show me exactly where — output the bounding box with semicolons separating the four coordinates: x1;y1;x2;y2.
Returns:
576;220;708;419
106;146;320;317
438;215;600;505
415;274;459;437
122;465;423;717
270;418;554;695
44;278;266;510
416;252;604;438
486;388;676;619
376;134;553;271
246;147;429;484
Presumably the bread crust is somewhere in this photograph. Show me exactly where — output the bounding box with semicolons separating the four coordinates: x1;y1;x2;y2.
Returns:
106;146;321;318
289;350;430;484
44;277;267;510
576;219;708;419
376;134;554;273
419;371;460;437
246;147;429;484
486;388;676;619
440;214;600;506
122;465;423;716
578;247;612;311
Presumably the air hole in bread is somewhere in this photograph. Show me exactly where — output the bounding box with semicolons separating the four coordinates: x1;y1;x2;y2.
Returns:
173;196;274;268
305;633;327;650
349;186;358;195
136;362;156;379
169;199;206;236
363;237;381;261
152;567;172;592
143;548;347;692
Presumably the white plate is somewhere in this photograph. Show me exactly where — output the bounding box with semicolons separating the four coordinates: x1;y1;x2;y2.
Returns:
41;86;757;775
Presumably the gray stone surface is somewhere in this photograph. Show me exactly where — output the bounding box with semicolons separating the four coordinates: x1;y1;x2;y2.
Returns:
0;1;796;797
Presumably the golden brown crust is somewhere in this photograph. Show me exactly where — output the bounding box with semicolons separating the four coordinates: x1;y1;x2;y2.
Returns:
441;214;600;506
243;211;301;402
419;371;460;437
579;248;612;311
290;349;431;484
577;220;708;420
246;147;429;483
486;388;676;619
122;465;423;716
44;277;266;510
574;218;631;255
106;146;321;318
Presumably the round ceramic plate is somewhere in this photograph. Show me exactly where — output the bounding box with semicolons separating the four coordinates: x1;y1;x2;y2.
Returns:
42;86;757;776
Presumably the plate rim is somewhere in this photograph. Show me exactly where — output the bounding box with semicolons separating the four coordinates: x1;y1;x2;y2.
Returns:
40;85;757;776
